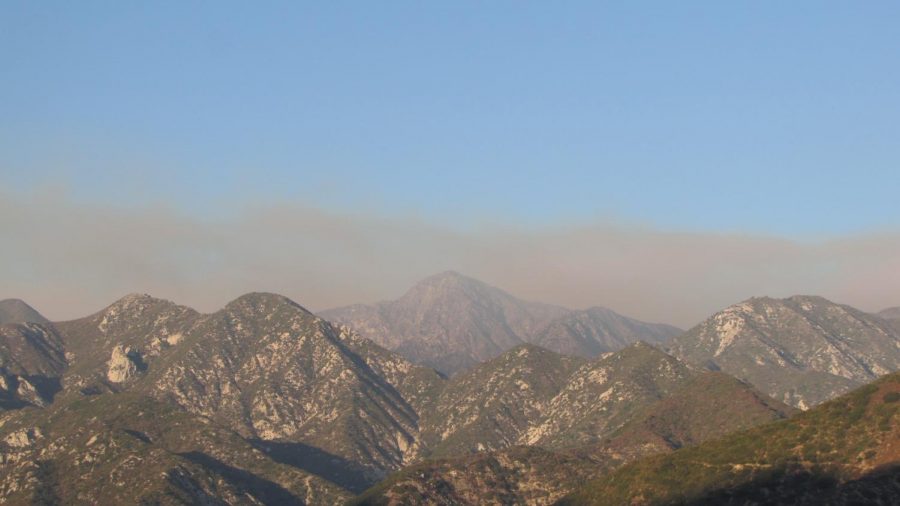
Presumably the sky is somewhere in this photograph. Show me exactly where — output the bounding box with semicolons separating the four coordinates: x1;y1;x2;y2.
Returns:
2;2;900;326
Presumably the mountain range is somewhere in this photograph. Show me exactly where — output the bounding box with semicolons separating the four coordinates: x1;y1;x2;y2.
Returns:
1;272;899;505
321;271;681;375
0;290;777;505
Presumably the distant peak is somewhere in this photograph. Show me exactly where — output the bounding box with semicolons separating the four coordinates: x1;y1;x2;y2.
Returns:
119;293;155;302
582;306;620;317
418;270;477;285
471;343;563;372
785;294;833;305
743;295;777;304
224;292;311;314
436;269;464;277
107;293;165;309
616;340;669;357
401;271;497;300
598;341;685;372
738;295;835;307
0;298;49;324
98;294;185;319
718;297;777;314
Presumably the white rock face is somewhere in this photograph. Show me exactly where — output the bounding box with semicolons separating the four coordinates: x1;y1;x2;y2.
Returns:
165;332;184;345
3;428;41;448
107;345;140;383
14;377;47;407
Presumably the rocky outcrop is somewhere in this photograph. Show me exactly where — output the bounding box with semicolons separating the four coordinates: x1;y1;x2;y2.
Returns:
0;322;66;408
106;345;141;383
3;427;41;448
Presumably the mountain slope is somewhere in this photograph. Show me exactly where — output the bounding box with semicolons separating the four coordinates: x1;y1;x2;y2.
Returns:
353;352;794;506
878;307;900;320
605;371;797;452
0;393;352;505
0;299;61;408
415;344;585;459
879;307;900;334
145;293;438;475
0;323;66;408
562;371;900;505
669;296;900;409
351;445;612;506
522;343;695;449
0;299;49;325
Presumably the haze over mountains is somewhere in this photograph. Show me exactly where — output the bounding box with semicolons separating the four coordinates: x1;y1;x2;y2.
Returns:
6;2;900;504
1;272;899;505
321;271;681;375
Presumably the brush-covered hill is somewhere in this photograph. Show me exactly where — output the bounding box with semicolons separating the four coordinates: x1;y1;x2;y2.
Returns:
669;296;900;409
0;393;352;505
351;346;794;506
414;344;586;459
561;371;900;505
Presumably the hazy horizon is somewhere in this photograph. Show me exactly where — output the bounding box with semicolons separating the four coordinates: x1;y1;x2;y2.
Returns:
3;188;899;328
3;2;899;327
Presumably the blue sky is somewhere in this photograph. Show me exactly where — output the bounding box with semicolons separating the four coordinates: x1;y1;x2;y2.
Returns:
3;1;900;236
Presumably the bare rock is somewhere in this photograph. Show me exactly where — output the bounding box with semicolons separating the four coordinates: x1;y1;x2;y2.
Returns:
107;345;142;383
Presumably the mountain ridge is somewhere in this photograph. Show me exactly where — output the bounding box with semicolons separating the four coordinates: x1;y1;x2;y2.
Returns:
2;287;898;505
668;295;900;409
